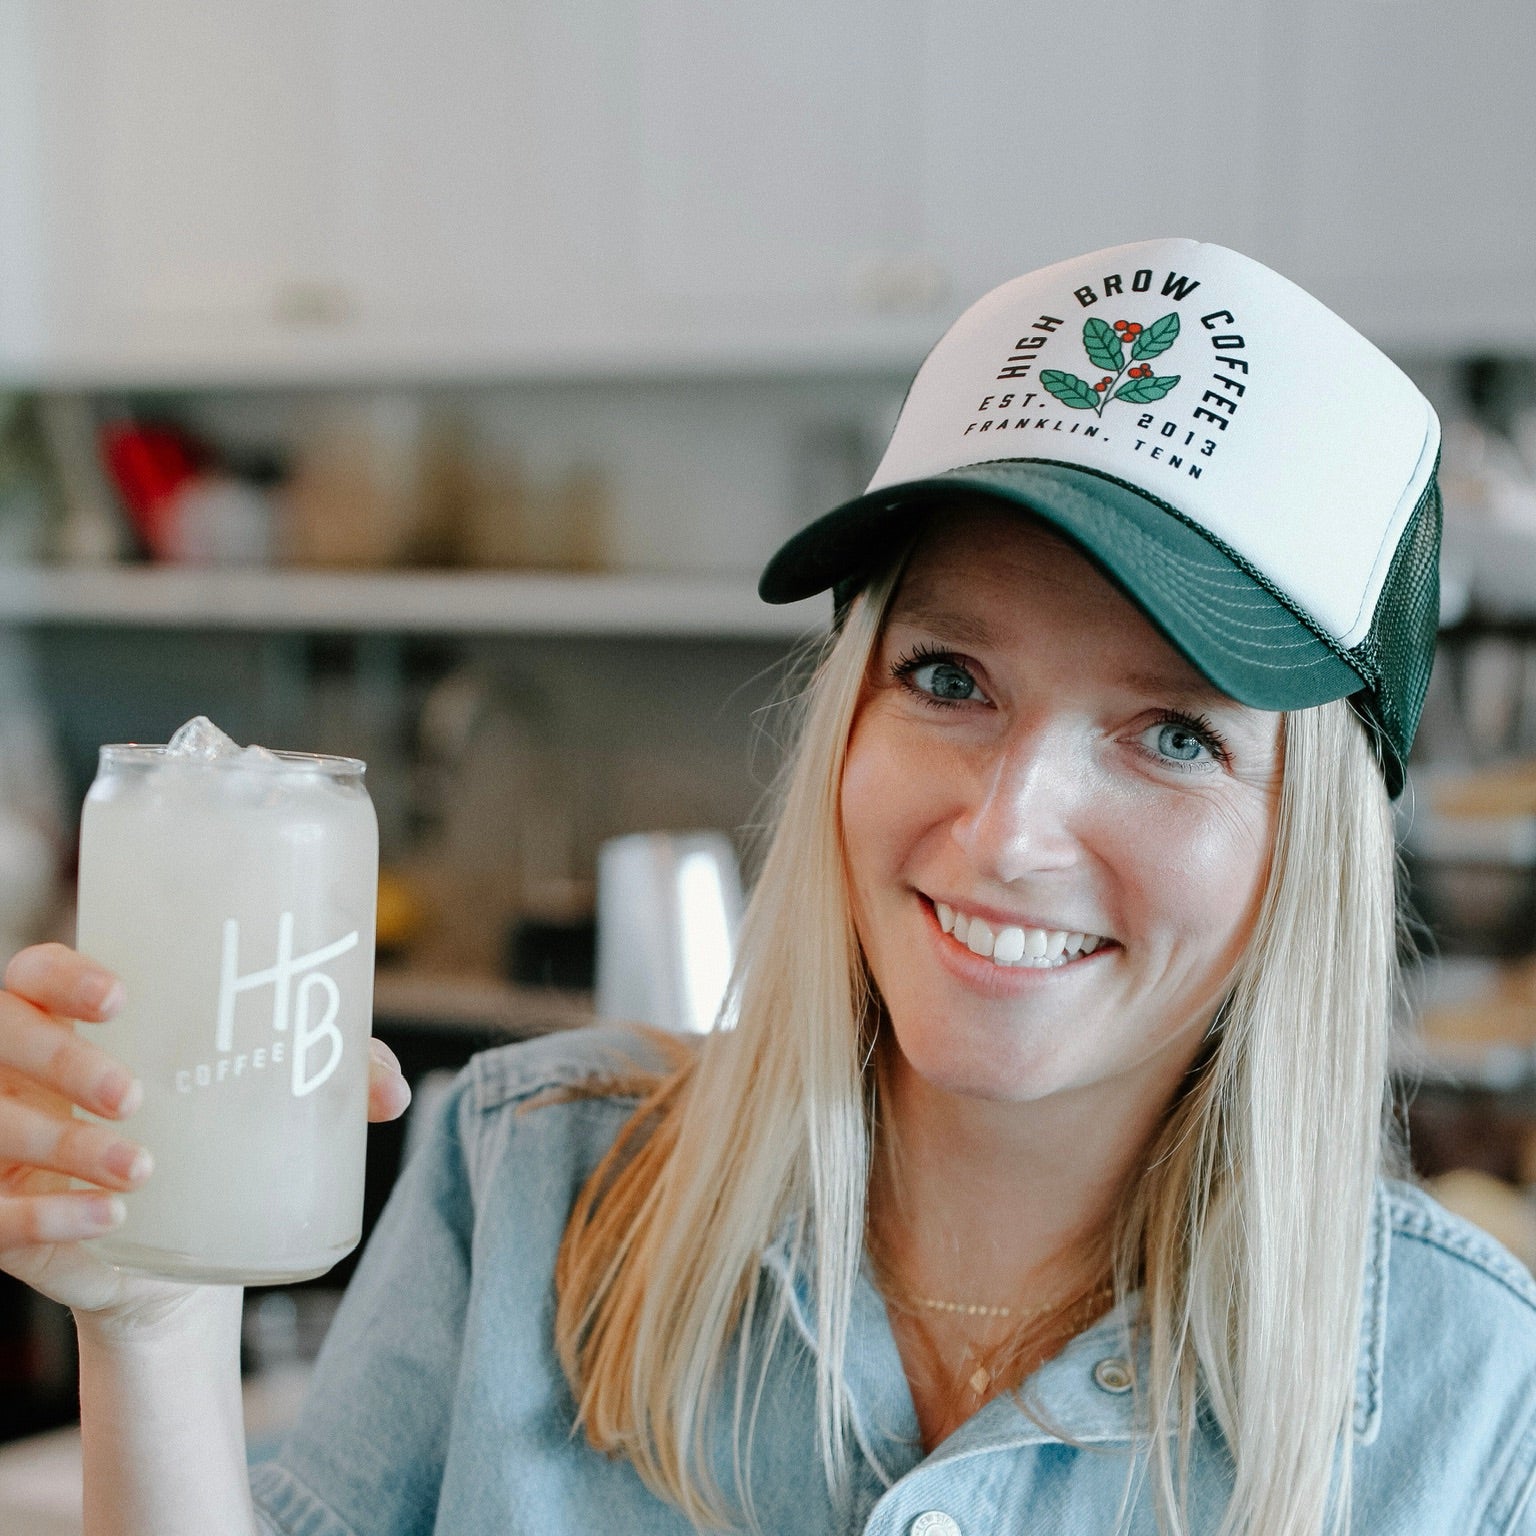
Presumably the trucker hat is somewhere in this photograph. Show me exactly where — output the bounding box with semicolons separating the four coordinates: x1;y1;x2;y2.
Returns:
758;237;1442;797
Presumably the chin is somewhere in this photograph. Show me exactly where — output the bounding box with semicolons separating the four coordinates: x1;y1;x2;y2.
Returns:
889;1021;1083;1103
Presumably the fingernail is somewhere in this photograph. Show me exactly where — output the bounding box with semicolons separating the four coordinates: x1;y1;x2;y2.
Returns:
369;1037;401;1073
85;975;124;1015
106;1142;152;1182
98;1068;141;1116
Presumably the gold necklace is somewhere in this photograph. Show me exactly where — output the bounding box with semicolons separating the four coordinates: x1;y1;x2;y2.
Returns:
887;1278;1118;1401
891;1281;1115;1322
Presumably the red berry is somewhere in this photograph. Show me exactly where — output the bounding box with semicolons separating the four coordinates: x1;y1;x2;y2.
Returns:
1094;381;1106;392
1113;320;1127;331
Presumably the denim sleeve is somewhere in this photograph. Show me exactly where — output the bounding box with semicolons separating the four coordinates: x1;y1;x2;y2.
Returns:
248;1063;477;1536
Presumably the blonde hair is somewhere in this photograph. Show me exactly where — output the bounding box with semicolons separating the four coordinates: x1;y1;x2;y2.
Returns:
555;553;1408;1535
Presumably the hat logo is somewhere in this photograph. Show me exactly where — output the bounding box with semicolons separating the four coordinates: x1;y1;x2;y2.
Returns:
1041;313;1182;416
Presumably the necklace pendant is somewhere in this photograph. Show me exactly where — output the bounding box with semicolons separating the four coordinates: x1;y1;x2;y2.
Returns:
968;1365;991;1396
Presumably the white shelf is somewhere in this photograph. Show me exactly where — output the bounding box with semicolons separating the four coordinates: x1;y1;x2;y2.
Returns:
0;565;828;638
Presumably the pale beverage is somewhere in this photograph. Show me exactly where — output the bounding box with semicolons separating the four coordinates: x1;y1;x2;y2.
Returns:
74;716;378;1284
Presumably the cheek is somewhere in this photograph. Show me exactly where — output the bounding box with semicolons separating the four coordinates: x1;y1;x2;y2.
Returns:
1125;790;1275;957
839;717;899;907
839;712;957;928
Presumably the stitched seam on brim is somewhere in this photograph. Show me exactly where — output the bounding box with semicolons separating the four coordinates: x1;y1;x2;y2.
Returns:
937;457;1368;670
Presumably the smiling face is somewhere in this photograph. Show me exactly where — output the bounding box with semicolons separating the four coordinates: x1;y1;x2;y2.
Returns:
840;503;1284;1112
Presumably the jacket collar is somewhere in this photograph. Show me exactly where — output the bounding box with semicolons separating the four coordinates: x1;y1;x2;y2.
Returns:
761;1179;1390;1477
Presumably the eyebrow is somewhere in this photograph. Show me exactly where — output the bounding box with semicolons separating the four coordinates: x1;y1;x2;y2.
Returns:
884;603;996;649
1117;668;1232;705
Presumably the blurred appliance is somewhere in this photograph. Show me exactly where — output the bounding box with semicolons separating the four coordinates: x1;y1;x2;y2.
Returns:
595;831;743;1034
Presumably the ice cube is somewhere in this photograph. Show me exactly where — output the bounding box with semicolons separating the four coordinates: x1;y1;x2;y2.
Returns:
233;743;286;769
165;716;242;759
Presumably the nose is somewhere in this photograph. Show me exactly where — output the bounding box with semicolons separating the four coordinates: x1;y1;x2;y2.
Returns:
949;720;1084;884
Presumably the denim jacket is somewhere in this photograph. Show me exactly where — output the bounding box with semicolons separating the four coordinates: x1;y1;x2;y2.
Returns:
249;1024;1536;1534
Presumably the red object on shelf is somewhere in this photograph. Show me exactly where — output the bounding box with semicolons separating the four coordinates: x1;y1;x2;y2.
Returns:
99;422;202;560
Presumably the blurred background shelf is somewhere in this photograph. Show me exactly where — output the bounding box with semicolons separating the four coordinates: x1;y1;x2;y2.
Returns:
371;964;594;1035
0;565;826;637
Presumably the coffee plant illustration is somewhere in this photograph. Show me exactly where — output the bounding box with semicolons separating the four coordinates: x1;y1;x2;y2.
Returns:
1040;312;1181;416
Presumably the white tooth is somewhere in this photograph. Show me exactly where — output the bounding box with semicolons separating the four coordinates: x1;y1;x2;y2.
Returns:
1046;930;1068;960
936;901;955;934
1065;932;1085;956
951;911;969;944
992;926;1025;964
966;919;995;958
1082;935;1101;954
1024;927;1048;959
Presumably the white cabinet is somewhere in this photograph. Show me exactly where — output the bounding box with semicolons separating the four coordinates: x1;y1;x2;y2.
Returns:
1;0;1531;385
624;0;942;345
1255;0;1536;349
914;0;1536;351
320;0;639;356
916;2;1282;304
2;0;653;382
0;0;944;382
9;2;349;377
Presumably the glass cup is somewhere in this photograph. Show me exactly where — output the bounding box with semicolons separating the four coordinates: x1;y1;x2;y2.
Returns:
72;728;378;1284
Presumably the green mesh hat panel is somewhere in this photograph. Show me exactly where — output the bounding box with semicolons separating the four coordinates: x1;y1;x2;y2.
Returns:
1341;462;1443;798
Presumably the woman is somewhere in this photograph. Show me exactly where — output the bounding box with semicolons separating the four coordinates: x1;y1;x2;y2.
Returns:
2;238;1534;1536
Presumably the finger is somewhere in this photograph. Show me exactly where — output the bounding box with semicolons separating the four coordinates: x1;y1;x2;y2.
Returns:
3;943;124;1023
0;1095;153;1193
367;1038;411;1122
367;1078;411;1123
0;995;142;1118
0;1190;125;1250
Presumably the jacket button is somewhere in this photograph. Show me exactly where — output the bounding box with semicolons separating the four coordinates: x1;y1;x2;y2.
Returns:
910;1515;962;1536
1093;1356;1134;1393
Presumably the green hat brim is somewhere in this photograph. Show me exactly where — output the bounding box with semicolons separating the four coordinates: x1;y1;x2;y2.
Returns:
759;457;1367;716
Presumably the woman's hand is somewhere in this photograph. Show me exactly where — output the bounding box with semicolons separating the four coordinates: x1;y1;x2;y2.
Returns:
0;941;412;1333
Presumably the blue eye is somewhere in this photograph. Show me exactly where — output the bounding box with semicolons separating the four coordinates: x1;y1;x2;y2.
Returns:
911;659;979;702
1140;715;1226;769
1155;723;1207;760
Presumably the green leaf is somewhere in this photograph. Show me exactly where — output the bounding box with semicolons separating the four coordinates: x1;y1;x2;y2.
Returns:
1130;312;1180;361
1111;373;1181;404
1082;317;1124;373
1041;370;1100;410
